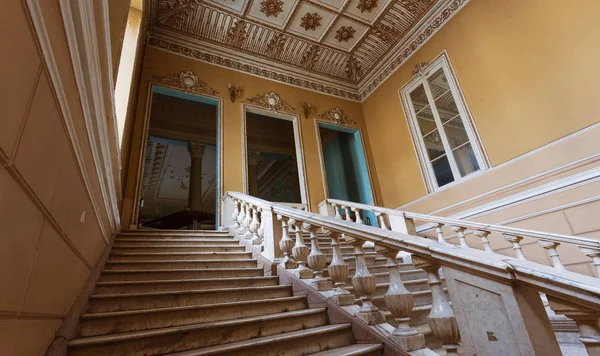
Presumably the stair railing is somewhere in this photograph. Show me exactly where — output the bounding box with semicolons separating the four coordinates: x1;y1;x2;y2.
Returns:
320;198;600;279
224;192;600;355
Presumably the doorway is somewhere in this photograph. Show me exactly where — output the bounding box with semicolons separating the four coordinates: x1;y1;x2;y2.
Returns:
317;122;376;226
243;106;309;207
137;86;221;230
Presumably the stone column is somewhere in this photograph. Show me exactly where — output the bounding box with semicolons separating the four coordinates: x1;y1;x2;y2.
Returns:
248;151;261;197
187;142;206;211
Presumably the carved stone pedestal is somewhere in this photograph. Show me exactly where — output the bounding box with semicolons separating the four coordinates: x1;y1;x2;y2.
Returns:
389;334;426;352
331;293;355;306
295;267;314;279
355;309;385;325
312;279;332;291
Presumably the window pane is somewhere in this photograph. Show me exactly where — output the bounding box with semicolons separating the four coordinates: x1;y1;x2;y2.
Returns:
453;143;480;177
443;117;469;149
410;85;428;112
416;107;436;136
431;155;454;187
423;130;444;160
435;91;459;123
427;69;450;100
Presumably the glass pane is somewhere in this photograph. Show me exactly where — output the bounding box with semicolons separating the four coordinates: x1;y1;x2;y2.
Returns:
423;130;445;160
443;117;469;149
431;155;454;187
416;107;436;136
453;143;480;177
410;85;428;112
427;69;450;100
435;92;459;123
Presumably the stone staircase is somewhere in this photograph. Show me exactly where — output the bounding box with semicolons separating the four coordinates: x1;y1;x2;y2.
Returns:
67;230;384;356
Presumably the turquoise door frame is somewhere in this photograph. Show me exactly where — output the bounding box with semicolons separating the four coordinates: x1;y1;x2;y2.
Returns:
318;122;377;227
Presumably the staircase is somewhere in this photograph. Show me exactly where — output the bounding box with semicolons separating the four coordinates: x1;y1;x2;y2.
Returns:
67;230;384;356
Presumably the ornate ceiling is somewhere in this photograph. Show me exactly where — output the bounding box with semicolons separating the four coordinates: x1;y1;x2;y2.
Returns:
149;0;469;100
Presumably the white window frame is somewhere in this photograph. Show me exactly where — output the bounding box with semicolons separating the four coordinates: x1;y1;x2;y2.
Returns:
399;52;489;193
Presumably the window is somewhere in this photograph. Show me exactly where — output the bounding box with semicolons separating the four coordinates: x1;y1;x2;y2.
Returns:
400;53;487;191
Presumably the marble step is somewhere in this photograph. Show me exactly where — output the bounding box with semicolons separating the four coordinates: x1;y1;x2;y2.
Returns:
87;285;293;313
118;231;232;238
308;343;383;356
94;276;280;294
70;309;328;356
110;245;247;253
107;252;253;262
115;238;240;246
99;268;264;282
163;324;355;356
104;259;257;270
79;296;308;337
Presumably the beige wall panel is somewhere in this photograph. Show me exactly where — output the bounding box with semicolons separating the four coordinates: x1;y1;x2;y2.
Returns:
564;200;600;235
84;223;107;266
13;75;69;207
49;153;79;230
0;319;62;356
21;221;89;316
0;0;41;158
63;178;94;256
0;165;44;313
363;0;600;209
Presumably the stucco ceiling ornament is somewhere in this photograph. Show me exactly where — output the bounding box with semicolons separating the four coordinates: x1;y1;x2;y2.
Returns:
319;108;357;126
157;0;199;27
260;0;284;17
246;92;295;113
300;12;322;31
335;26;356;42
357;0;379;13
411;62;430;78
155;71;219;95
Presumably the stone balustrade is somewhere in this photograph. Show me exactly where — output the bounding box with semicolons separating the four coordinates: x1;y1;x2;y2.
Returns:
224;193;600;355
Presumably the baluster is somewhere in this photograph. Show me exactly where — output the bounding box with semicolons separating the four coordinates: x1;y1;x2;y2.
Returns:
277;215;296;268
231;199;240;231
306;225;331;290
328;231;354;305
538;240;566;270
257;208;264;246
243;204;253;240
237;201;246;233
353;208;364;225
332;203;342;220
347;236;384;325
474;230;493;252
249;205;261;244
376;212;390;230
381;248;425;350
504;234;527;260
344;206;352;222
433;223;447;244
580;247;600;278
291;220;313;279
452;226;468;247
413;256;460;356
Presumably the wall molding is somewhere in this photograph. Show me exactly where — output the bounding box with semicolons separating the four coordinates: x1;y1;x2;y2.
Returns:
25;0;112;243
59;0;120;233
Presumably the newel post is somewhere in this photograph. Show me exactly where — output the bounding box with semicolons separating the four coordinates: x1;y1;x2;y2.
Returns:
388;212;417;235
257;206;280;261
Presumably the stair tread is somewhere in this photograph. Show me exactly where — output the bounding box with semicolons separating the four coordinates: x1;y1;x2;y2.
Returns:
90;284;291;299
69;308;326;347
96;276;278;286
105;258;257;264
163;324;352;356
102;267;263;273
81;296;307;319
110;252;251;256
309;343;383;355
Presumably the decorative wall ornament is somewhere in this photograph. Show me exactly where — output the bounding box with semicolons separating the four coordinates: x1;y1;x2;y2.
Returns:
301;45;321;69
155;71;219;95
357;0;379;13
335;26;356;42
345;56;364;82
265;33;287;59
157;0;198;27
246;92;295;112
319;108;357;126
260;0;284;17
300;12;322;31
372;23;402;44
228;83;242;103
300;101;313;119
400;0;433;16
411;62;430;78
227;19;248;47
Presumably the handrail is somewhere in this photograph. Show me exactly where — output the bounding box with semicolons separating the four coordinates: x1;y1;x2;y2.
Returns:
226;192;600;309
324;198;600;249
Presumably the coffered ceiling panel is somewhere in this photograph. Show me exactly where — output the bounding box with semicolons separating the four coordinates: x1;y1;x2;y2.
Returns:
150;0;470;100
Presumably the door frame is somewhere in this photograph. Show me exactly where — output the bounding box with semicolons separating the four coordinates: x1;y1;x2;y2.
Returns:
131;83;224;228
314;120;378;206
241;104;310;209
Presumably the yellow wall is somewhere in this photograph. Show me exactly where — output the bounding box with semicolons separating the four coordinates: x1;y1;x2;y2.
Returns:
108;0;132;77
122;47;374;227
362;0;600;209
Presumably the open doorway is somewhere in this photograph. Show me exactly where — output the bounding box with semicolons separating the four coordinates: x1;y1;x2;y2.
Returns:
137;86;221;230
317;122;376;226
243;107;308;207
